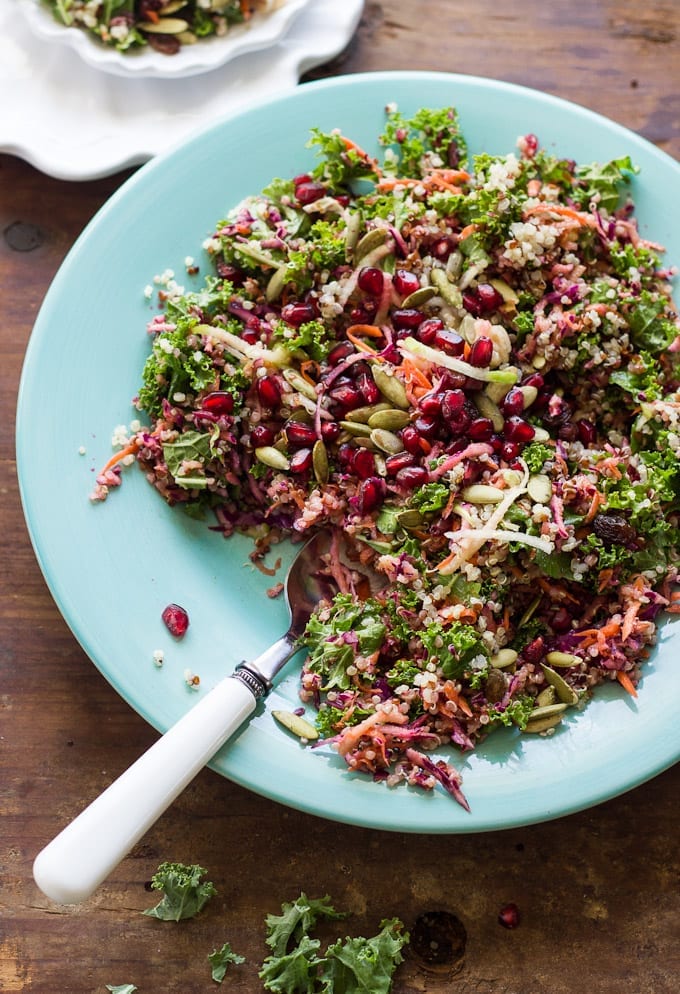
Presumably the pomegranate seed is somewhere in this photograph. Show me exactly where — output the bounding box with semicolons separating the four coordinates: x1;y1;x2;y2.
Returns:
162;603;189;638
401;425;425;455
445;408;472;437
392;308;423;330
577;420;597;445
504;416;535;444
357;371;380;405
256;375;282;408
463;461;483;485
357;266;385;296
489;433;504;454
432;238;452;258
285;421;317;447
498;903;521;930
468;417;494;442
522;372;544;390
523;132;539;157
327;341;355;366
396;465;429;489
502;387;526;417
417;317;444;344
353;448;377;479
501;440;520;461
357;476;384;513
336;443;356;469
295;181;326;205
320;421;341;443
558;422;579;442
250;424;275;447
293;172;313;185
240;328;259;345
441;389;466;419
551;607;572;632
523;636;545;664
419;392;443;416
413;414;440;440
216;261;245;286
350;302;377;324
393;268;420;298
468;336;494;367
476;283;504;313
289;448;313;473
281;302;316;326
434;327;465;356
201;391;234;416
329;383;363;410
384;451;416;475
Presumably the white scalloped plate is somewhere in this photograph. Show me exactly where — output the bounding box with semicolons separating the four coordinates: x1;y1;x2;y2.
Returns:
18;0;315;79
0;0;364;180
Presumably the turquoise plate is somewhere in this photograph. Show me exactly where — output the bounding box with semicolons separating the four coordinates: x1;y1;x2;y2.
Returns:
16;71;680;832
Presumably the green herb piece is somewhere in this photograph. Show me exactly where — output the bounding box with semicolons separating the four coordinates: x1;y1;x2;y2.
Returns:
379;105;467;178
208;942;246;983
105;986;137;994
572;155;639;214
318;918;409;994
488;695;536;730
522;442;555;473
142;862;217;921
420;621;489;680
265;893;349;959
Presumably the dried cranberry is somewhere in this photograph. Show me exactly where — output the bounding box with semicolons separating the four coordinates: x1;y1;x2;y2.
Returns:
162;603;189;638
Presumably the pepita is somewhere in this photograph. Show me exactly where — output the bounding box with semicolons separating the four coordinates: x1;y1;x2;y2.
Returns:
339;420;373;437
367;408;412;431
282;368;318;401
535;686;557;708
523;714;563;734
488;278;519;305
344;210;363;258
344;403;391;424
312;440;329;485
371;366;410;409
160;0;188;13
138;16;189;32
401;285;436;309
460;484;504;504
272;710;319;741
354;227;389;260
518;384;538;408
255;446;290;471
532;426;552;442
265;265;289;303
370;428;405;454
527;474;552;504
528;702;568;720
396;509;423;528
473;392;504;432
490;648;518;669
430;267;462;307
541;664;579;705
545;650;581;668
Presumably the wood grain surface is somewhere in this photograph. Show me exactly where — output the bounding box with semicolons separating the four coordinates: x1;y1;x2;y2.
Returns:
2;2;679;992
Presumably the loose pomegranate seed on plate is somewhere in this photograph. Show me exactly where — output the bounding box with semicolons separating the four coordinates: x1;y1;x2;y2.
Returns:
162;603;189;639
498;903;521;929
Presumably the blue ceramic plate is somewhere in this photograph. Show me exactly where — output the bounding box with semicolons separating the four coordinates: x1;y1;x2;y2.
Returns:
16;71;680;832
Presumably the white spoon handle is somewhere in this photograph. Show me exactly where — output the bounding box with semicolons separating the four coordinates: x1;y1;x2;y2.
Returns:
33;675;256;905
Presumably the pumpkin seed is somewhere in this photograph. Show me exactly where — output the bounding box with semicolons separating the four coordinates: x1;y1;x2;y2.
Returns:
287;408;313;424
371;366;409;409
458;314;477;343
430;267;462;307
354;227;389;260
517;595;541;628
527;474;552;504
368;408;412;430
532;426;552;442
370;428;405;454
312;440;329;485
396;509;423;528
518;384;538;408
160;0;188;13
473;392;504;432
344;210;363;258
541;664;579;705
545;650;581;668
265;265;289;303
272;710;319;741
282;368;317;401
490;648;518;669
488;278;519;305
401;285;436;309
536;686;557;708
460;484;504;504
138;16;189;32
344;402;390;424
523;713;563;734
339;420;373;437
255;446;290;471
528;702;568;720
485;382;512;405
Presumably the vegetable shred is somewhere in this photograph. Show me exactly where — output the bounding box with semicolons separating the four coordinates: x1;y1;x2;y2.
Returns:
97;103;680;809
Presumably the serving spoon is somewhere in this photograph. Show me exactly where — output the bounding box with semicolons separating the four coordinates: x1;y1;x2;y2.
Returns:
33;530;334;905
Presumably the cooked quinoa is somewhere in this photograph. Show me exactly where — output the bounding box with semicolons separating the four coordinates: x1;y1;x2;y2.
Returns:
95;104;680;808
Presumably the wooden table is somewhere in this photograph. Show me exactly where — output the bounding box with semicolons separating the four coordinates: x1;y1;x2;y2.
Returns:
2;2;679;991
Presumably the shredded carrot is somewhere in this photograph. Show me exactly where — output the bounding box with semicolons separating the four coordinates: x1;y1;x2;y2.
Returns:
398;356;432;391
98;441;140;475
346;324;384;354
523;203;595;227
583;489;605;523
621;601;641;642
616;670;638;698
145;8;160;22
597;568;615;594
299;359;321;385
457;223;478;241
442;681;473;717
341;136;383;176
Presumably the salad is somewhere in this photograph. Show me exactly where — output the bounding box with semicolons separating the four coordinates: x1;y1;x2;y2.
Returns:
96;104;680;808
40;0;276;54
